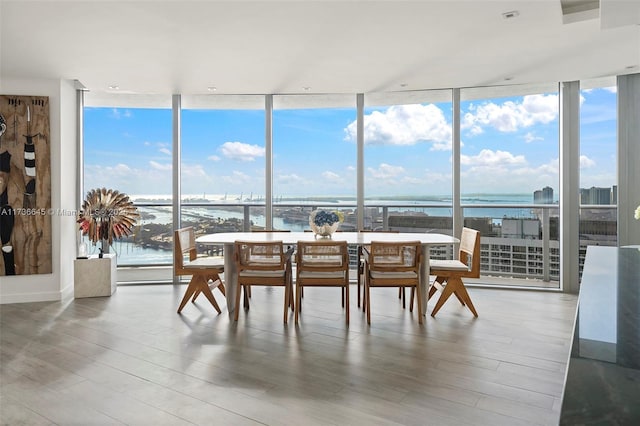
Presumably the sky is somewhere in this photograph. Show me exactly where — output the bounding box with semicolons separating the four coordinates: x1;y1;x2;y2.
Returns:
83;87;617;201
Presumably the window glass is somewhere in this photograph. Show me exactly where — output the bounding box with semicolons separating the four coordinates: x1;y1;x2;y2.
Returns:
363;90;453;232
459;84;560;287
83;101;172;266
272;95;356;231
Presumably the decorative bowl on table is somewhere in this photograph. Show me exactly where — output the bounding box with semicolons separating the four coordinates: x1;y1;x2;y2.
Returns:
309;210;343;238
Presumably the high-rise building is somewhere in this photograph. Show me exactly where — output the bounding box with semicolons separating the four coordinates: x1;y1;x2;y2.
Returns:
581;186;613;205
533;186;554;204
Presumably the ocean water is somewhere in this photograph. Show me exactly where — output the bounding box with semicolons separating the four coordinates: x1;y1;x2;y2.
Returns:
113;194;553;265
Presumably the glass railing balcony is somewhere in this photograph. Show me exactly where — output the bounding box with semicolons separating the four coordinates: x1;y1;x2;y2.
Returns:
114;202;617;290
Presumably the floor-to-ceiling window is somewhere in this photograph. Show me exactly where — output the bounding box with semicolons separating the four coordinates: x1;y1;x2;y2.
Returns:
83;94;173;267
181;95;265;247
80;74;635;290
273;94;357;231
362;90;453;236
459;84;560;287
578;78;618;273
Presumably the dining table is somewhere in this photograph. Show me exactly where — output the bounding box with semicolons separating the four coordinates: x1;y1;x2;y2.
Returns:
196;231;459;317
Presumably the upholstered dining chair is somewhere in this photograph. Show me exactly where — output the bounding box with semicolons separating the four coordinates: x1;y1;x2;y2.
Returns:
423;227;480;317
246;230;292;302
234;240;294;323
357;230;399;311
174;227;226;314
363;240;423;325
295;240;350;325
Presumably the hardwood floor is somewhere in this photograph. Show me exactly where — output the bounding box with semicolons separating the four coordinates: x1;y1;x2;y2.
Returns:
0;284;577;425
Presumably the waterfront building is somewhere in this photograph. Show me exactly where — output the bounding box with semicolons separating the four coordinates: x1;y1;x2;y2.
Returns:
533;186;554;204
581;186;613;205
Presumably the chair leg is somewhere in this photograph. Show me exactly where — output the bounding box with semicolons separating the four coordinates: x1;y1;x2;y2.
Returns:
177;278;198;313
362;270;367;312
283;283;290;324
197;276;222;314
431;276;478;317
345;284;350;325
429;276;445;300
409;287;415;312
452;278;478;317
217;281;226;296
295;282;302;325
365;282;371;325
191;289;201;302
357;252;362;308
243;287;250;309
431;279;456;317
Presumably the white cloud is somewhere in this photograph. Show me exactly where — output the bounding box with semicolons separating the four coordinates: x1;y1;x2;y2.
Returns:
604;86;617;94
158;147;171;156
113;163;131;173
208;155;221;161
463;94;558;133
368;163;406;179
580;155;596;168
221;170;253;184
149;161;172;171
220;141;265;161
110;108;132;119
524;132;543;143
460;149;526;167
461;156;559;194
84;163;171;195
322;171;341;182
181;164;209;179
275;173;306;185
344;104;452;150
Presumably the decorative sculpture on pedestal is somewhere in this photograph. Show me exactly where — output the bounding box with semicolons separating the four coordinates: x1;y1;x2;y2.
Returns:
77;188;140;254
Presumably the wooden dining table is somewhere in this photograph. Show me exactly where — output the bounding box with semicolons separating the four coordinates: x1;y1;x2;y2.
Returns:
196;231;459;316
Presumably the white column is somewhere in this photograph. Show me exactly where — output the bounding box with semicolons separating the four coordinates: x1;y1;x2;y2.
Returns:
357;93;364;230
560;81;580;294
452;88;462;241
265;95;273;230
617;73;640;246
172;94;181;284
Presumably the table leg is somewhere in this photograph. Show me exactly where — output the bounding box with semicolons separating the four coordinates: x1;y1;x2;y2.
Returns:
223;242;237;314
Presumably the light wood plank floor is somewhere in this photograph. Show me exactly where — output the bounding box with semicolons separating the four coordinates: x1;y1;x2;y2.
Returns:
0;284;577;426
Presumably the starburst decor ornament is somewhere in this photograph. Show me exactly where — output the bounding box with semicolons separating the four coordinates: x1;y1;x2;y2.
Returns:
77;188;140;250
309;209;344;238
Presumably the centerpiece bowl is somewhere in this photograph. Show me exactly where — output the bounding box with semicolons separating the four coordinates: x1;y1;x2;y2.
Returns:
309;210;342;238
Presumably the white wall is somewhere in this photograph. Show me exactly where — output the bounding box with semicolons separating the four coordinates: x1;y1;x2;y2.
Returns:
0;78;78;303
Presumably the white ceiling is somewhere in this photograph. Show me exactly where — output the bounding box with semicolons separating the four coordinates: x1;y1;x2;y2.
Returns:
1;0;639;96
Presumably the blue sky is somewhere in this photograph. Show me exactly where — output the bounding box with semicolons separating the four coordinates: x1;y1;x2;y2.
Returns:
83;87;617;200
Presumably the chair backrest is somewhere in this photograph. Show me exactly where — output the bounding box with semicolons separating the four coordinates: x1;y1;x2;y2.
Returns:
174;227;196;275
296;240;349;272
235;240;288;271
459;227;481;278
368;241;421;272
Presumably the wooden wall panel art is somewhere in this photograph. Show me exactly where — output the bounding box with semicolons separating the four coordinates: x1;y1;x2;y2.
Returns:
0;95;52;275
